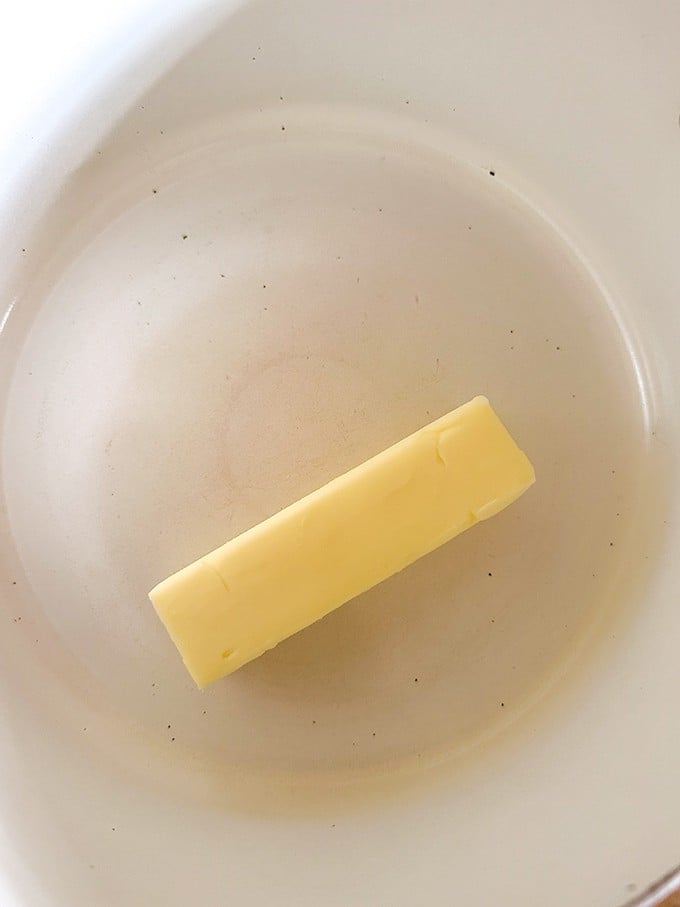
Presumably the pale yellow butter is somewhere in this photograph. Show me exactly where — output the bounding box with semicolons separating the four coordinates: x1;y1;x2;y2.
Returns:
150;396;535;687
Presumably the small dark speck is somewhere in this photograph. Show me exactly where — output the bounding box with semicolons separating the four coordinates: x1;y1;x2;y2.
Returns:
151;682;155;687
489;170;495;176
12;581;16;585
610;541;615;547
331;824;336;828
159;129;165;135
281;125;286;131
171;737;175;742
611;468;616;475
263;306;268;311
488;572;493;577
220;273;226;278
405;99;410;105
556;346;561;351
626;883;637;893
202;710;207;716
263;284;267;288
572;393;576;399
152;188;157;194
467;225;472;231
378;207;383;213
616;512;620;517
356;276;360;283
279;95;284;101
252;56;256;61
89;865;95;870
21;248;26;253
111;828;116;832
372;732;376;737
490;618;495;623
500;702;505;707
510;346;514;350
510;329;514;333
182;234;188;240
83;727;87;732
414;677;419;683
13;617;21;623
167;724;171;729
312;719;316;725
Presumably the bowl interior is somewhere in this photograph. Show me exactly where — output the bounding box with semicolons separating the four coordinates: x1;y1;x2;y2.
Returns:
0;2;679;906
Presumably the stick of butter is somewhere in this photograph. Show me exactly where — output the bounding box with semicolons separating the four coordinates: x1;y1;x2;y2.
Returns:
150;396;534;687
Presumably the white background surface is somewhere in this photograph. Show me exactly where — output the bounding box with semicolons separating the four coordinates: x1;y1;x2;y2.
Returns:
2;3;146;150
0;1;193;190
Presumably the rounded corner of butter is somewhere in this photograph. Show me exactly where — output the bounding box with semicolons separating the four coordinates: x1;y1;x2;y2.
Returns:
148;581;169;618
187;664;212;690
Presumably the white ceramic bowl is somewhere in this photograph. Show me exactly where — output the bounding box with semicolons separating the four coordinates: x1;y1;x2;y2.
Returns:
1;2;679;905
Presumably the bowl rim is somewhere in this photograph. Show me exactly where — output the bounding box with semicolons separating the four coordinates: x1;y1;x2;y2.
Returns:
625;863;680;907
